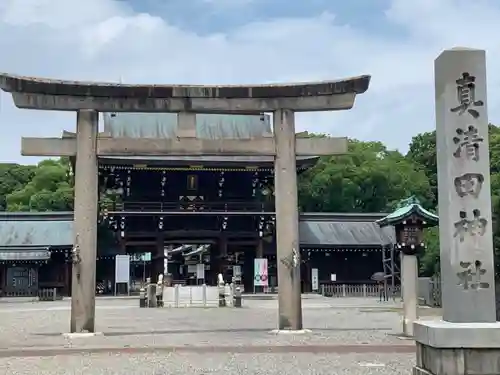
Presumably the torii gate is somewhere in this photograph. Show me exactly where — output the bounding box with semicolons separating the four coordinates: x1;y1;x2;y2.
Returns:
0;74;371;334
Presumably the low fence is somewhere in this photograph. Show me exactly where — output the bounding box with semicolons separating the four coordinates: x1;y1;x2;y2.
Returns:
38;287;63;301
418;277;441;307
162;284;236;307
320;283;401;298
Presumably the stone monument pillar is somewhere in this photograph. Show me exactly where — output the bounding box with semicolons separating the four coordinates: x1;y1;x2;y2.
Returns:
413;48;500;375
401;253;418;337
273;109;303;331
70;109;99;333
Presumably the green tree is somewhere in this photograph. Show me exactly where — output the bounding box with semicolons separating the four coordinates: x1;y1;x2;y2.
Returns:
6;159;74;211
420;227;440;276
298;139;434;213
0;164;36;210
407;131;437;207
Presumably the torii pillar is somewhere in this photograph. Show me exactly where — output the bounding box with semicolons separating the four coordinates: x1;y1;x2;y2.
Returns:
274;109;302;330
71;109;99;333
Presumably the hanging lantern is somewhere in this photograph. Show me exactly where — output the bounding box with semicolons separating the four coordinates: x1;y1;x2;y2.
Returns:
252;172;259;197
218;172;225;197
221;216;228;230
126;170;132;197
160;171;167;197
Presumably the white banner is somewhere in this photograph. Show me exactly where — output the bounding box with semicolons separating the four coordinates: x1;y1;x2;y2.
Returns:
311;268;319;291
254;258;268;287
115;255;130;284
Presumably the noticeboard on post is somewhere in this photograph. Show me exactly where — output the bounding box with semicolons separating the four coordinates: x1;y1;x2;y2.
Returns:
115;255;130;284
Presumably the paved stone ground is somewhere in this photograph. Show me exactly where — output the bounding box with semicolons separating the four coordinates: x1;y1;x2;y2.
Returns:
0;296;417;374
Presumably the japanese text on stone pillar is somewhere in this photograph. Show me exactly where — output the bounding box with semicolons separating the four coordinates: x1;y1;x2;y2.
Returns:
450;71;490;291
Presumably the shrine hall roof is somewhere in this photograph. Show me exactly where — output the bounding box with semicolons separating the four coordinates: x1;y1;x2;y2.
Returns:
97;113;318;167
299;213;395;248
0;212;73;248
0;212;395;249
103;112;272;139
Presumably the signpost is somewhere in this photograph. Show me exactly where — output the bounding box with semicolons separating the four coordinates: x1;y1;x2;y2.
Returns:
311;268;319;292
114;255;130;296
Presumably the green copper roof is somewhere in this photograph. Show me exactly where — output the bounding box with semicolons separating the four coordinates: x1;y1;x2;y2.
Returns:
0;212;395;249
103;113;272;139
376;196;438;228
0;218;73;247
0;213;119;255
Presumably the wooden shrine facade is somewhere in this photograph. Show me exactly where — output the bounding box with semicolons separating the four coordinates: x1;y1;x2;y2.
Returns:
0;211;395;297
0;113;394;296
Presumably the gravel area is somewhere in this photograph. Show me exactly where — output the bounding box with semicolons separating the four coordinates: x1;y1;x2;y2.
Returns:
0;296;417;374
0;352;415;375
0;298;409;349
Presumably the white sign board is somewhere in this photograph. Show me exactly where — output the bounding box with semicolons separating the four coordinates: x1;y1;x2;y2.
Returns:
115;255;130;283
254;258;268;287
311;268;319;291
233;265;242;277
330;273;337;282
196;263;205;279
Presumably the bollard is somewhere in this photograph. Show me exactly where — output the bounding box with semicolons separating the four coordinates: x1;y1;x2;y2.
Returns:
147;283;157;308
232;276;242;308
156;286;164;308
156;291;163;307
174;284;180;308
202;284;207;307
139;287;147;308
156;274;164;307
217;273;226;307
234;285;242;307
218;285;226;307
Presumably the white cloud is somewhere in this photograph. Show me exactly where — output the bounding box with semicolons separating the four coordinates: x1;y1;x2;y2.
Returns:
1;0;500;163
201;0;254;7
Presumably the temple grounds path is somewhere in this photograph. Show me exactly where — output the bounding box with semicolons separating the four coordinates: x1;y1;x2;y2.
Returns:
0;295;421;374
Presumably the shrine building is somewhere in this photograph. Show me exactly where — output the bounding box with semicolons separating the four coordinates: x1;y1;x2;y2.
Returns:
0;113;395;296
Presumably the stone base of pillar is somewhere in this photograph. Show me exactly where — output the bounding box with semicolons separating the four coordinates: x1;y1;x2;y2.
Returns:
269;329;312;335
401;317;414;338
413;320;500;375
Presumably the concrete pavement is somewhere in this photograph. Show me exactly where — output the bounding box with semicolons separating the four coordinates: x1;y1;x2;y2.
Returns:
0;295;416;374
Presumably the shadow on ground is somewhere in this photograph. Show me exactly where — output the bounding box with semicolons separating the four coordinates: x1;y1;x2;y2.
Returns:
34;326;394;337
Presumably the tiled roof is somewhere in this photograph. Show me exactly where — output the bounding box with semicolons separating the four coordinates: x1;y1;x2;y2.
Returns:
0;212;395;248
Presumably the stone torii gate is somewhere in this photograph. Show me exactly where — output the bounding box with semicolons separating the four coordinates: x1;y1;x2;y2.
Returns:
0;74;371;334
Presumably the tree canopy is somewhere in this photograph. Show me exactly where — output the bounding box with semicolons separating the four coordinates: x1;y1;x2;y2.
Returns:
298;140;434;213
4;159;73;212
4;126;500;276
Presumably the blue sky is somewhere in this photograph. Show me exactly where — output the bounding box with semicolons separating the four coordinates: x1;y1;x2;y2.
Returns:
127;0;393;35
1;0;500;163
